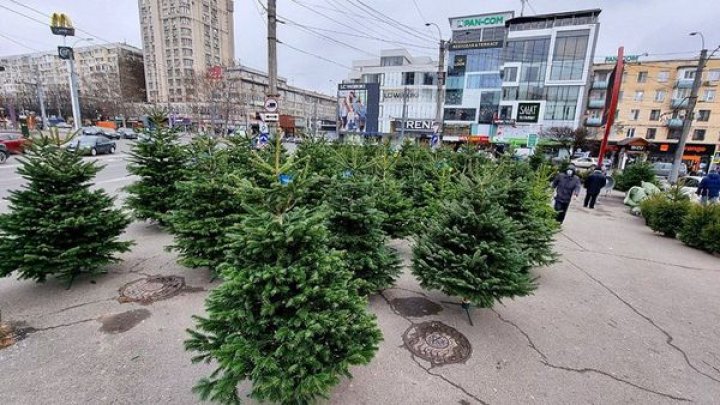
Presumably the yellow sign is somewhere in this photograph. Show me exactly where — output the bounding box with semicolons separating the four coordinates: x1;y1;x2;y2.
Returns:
50;13;75;36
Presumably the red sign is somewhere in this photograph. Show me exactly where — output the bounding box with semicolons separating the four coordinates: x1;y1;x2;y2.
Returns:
207;66;223;80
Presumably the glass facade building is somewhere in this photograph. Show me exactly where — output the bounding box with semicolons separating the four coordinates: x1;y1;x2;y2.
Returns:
497;9;601;143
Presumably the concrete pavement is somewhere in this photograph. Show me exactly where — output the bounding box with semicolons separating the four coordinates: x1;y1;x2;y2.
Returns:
1;183;719;404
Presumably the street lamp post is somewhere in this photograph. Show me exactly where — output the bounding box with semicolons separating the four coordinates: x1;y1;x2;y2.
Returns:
67;38;93;130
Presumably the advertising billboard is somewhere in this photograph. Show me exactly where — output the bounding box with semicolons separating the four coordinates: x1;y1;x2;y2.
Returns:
337;83;380;134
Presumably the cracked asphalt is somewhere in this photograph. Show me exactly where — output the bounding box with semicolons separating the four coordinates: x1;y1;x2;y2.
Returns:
1;186;719;404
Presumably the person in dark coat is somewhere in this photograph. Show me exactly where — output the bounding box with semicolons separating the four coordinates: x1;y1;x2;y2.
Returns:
583;169;608;209
697;167;720;204
551;167;582;223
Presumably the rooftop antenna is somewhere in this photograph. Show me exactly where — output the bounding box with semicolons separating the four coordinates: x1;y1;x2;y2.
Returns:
520;0;527;17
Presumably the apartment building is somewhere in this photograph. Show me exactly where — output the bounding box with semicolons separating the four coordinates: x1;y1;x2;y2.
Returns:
161;64;336;133
348;49;439;136
0;43;146;121
138;0;235;103
586;58;720;170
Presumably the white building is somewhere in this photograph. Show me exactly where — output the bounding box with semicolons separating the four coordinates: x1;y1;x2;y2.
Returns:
348;49;438;135
497;9;601;142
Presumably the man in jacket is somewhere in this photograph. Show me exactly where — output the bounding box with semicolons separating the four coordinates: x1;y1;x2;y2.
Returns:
583;169;607;209
552;167;582;223
697;167;720;204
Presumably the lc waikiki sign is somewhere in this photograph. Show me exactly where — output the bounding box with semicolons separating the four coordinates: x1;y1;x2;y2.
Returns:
450;12;513;30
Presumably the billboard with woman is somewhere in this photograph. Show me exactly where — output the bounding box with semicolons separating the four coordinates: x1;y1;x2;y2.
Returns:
337;83;380;134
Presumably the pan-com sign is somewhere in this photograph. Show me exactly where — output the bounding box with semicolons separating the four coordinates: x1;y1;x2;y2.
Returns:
50;13;75;36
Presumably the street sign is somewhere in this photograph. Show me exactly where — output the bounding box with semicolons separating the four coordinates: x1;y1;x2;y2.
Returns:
50;13;75;36
57;46;73;60
261;113;279;122
264;98;279;112
527;134;539;148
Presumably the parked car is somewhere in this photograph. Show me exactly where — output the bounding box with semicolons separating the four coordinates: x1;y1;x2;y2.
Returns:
117;127;139;139
0;132;32;154
100;128;121;140
570;157;599;170
0;144;8;164
82;126;104;136
54;122;73;129
652;162;687;178
64;135;116;156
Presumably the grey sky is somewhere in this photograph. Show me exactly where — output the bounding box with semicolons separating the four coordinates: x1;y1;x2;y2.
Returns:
1;0;718;95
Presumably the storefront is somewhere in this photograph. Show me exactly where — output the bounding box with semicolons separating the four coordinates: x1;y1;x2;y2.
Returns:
647;142;717;173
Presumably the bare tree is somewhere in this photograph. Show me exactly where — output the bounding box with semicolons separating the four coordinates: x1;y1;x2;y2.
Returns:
541;126;592;156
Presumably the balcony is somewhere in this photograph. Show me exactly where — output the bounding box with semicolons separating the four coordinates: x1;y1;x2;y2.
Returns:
671;98;689;109
585;117;603;127
591;80;609;90
587;99;605;109
675;78;694;89
665;118;684;128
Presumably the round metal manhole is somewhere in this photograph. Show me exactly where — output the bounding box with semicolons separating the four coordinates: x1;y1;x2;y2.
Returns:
119;276;185;304
403;321;472;366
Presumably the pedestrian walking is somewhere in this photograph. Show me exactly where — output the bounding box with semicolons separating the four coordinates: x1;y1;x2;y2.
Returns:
551;167;582;223
696;167;720;204
583;169;607;209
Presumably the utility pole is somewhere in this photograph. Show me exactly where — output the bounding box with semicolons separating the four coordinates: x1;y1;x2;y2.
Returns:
400;86;409;141
669;49;708;183
267;0;278;97
435;40;446;137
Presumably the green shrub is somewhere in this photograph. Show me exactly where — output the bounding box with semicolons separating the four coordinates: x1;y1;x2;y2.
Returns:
679;204;720;253
640;187;691;237
615;162;656;192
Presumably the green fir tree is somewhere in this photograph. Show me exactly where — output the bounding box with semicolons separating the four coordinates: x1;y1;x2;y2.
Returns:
125;112;187;224
185;138;381;405
412;174;535;308
167;136;247;273
0;131;132;285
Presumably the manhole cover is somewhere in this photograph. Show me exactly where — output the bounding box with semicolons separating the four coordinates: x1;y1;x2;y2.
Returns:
119;276;185;303
403;321;472;366
391;297;443;317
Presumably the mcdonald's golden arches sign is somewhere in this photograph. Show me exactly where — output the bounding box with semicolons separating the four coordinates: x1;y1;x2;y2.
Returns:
50;13;75;36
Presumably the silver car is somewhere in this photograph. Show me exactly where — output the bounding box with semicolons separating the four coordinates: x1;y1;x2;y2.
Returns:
652;162;687;178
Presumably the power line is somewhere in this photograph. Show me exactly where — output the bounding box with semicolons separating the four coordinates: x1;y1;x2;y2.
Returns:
326;0;416;44
5;0;115;44
349;0;435;42
0;31;41;52
526;0;538;15
278;41;352;69
410;0;428;23
0;3;48;28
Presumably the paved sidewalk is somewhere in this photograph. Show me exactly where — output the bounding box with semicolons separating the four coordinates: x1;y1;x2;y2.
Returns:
1;194;719;404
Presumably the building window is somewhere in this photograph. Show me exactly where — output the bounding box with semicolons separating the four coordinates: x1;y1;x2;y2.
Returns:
380;56;404;66
697;110;711;122
646;128;657;140
402;72;416;85
708;69;720;82
692;129;706;141
465;48;502;72
649;109;661;121
657;71;670;82
544;85;580;120
443;108;476;121
499;105;513;120
668;128;682;140
478;91;500;124
594;71;608;82
445;89;463;105
654;90;666;102
422;72;435;86
503;66;518;82
683;70;696;79
618;91;624;102
634;91;644;101
703;89;716;102
549;30;589;81
626;128;636;138
466;73;502;89
637;71;648;83
630;109;640;120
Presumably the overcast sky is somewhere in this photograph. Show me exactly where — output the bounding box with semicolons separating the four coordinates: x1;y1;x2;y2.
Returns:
1;0;719;95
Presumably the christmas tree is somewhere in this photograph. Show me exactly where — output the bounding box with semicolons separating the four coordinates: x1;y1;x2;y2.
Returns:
185;137;381;404
0;129;132;286
367;143;413;238
412;174;535;308
125;112;187;224
167;136;246;274
496;161;560;269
